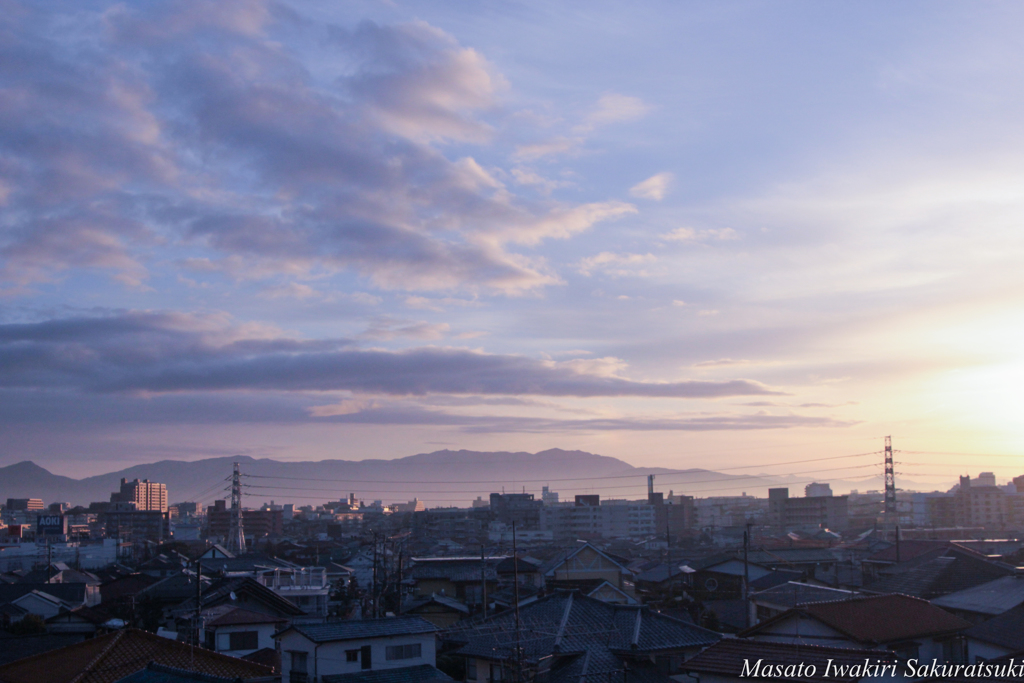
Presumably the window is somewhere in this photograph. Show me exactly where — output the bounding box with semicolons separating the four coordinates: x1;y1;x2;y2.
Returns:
386;643;423;660
347;649;360;662
490;664;504;682
290;651;309;683
361;645;373;670
467;659;478;681
228;631;259;651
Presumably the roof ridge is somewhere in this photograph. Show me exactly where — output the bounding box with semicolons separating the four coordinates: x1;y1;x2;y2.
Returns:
68;628;125;683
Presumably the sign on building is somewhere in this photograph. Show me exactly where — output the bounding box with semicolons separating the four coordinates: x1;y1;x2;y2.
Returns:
36;514;67;536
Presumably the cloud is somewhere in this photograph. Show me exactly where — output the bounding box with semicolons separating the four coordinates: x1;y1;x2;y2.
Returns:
576;93;650;132
360;317;451;341
661;227;739;242
513;137;580;160
629;172;673;201
578;252;656;277
0;311;781;399
0;3;631;295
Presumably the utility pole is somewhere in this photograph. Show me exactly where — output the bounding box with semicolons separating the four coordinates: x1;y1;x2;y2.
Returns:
884;436;897;532
481;544;488;619
743;522;751;629
512;522;522;683
228;461;246;554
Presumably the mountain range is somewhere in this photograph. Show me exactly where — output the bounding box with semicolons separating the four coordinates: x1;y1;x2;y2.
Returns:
0;448;939;507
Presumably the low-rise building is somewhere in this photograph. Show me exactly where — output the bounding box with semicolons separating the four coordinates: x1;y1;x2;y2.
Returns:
276;615;438;683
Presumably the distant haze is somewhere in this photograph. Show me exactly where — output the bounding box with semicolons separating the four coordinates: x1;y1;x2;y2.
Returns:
0;449;949;508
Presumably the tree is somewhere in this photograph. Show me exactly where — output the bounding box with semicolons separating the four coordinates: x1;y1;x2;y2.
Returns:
8;614;46;635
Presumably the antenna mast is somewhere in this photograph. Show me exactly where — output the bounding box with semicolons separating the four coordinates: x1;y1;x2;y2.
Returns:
228;461;246;553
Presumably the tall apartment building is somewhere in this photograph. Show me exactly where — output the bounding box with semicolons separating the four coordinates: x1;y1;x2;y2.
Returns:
110;478;168;512
768;487;849;531
540;496;657;540
5;498;44;511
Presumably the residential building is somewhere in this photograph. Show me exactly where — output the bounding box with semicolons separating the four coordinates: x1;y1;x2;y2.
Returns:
208;503;284;542
5;499;44;512
100;504;168;543
203;606;287;658
276;616;438;683
805;482;833;497
739;594;970;662
0;628;274;683
256;566;330;618
539;542;633;592
768;488;849;531
444;591;720;683
488;493;542;530
111;478;168;513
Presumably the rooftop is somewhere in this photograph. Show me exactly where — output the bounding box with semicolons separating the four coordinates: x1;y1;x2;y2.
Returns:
284;615;438;643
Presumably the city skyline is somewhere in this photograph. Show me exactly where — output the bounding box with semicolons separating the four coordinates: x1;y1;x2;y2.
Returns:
3;1;1024;480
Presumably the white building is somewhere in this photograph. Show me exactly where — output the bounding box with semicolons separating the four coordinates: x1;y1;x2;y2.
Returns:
276;615;438;683
203;606;287;658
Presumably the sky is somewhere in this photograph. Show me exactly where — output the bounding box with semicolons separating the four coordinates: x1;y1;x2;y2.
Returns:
2;0;1024;485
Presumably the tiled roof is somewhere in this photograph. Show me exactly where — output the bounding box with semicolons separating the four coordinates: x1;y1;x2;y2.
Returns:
932;576;1024;615
0;583;86;605
444;590;719;663
748;569;804;591
750;582;858;609
205;607;288;627
0;633;87;666
0;628;274;683
742;594;971;644
402;594;471;615
963;604;1024;650
285;615;438;643
174;577;305;617
863;549;1013;599
321;664;453;683
863;540;953;564
683;639;899;682
746;548;839;565
112;662;240;683
407;559;499;583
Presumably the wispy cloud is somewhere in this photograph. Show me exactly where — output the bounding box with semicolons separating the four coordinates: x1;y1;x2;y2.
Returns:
630;172;673;201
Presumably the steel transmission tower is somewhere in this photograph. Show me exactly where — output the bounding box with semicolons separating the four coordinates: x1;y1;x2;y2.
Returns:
228;461;246;553
884;436;896;525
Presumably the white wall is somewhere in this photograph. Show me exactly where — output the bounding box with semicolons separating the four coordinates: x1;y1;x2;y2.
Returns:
278;630;436;683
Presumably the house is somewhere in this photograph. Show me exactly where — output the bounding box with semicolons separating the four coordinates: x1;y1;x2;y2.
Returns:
322;664;454;683
0;583;88;612
681;639;901;683
678;554;774;600
960;604;1024;662
400;593;471;628
9;589;76;620
0;628;274;683
539;543;633;592
201;606;287;657
275;615;439;683
931;574;1024;623
748;582;859;625
739;594;971;662
443;590;721;683
46;604;125;635
861;546;1014;600
407;557;501;608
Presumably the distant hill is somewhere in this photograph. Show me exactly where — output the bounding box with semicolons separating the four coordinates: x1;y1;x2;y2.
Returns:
0;448;789;507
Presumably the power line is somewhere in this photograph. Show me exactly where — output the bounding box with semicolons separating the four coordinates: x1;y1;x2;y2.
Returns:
240;461;888;496
241;450;882;486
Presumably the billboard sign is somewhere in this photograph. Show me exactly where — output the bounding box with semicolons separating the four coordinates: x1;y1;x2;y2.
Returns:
36;514;67;536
